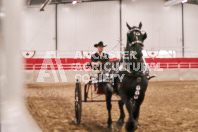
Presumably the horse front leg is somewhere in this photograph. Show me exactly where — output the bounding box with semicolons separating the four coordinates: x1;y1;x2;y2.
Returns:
133;95;145;122
105;84;113;130
125;99;137;132
133;101;140;122
117;100;125;128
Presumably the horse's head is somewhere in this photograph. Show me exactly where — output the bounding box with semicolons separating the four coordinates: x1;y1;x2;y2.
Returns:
126;22;147;61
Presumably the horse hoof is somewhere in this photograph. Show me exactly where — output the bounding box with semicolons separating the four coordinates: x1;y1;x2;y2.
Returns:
116;119;124;128
125;121;137;132
107;125;114;131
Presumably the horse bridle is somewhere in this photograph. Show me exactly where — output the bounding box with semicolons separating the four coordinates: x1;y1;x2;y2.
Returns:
120;27;149;76
125;28;145;58
128;28;145;47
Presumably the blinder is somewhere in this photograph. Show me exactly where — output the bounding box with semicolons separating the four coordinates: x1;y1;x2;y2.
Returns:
128;28;146;47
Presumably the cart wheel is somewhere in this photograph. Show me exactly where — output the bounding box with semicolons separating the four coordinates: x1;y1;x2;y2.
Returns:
84;84;90;102
75;80;82;125
84;84;87;102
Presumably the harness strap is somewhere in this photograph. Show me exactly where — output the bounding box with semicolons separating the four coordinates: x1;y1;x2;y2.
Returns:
130;40;143;45
129;28;142;32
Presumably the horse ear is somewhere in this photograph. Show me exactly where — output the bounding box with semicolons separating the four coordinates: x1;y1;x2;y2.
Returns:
126;22;131;30
143;32;147;41
139;22;142;29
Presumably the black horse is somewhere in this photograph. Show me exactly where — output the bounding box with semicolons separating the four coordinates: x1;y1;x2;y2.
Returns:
104;22;151;132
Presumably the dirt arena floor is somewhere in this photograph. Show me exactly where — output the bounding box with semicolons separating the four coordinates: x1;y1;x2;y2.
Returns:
25;81;198;132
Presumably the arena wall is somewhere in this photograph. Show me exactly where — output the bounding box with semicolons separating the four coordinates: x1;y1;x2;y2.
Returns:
183;4;198;57
23;58;198;83
122;0;182;56
20;0;198;83
21;5;56;51
20;0;198;58
24;68;198;83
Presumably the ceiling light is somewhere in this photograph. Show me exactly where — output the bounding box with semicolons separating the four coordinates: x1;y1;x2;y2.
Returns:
182;0;188;3
72;0;77;5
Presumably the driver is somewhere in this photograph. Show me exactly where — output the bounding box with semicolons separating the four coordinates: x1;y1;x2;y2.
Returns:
91;41;109;90
91;41;109;71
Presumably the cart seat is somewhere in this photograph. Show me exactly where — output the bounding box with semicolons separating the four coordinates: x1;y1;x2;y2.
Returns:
94;83;105;94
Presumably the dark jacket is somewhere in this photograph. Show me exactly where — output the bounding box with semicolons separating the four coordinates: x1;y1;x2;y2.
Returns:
91;52;109;70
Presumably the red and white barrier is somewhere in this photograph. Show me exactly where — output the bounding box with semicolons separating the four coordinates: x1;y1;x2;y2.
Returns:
23;58;198;83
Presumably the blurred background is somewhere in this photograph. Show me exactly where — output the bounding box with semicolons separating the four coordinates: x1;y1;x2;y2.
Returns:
0;0;198;132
